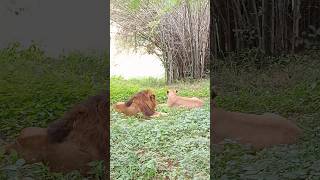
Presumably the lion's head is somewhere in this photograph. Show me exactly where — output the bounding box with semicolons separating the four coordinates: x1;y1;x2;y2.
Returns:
114;90;157;117
47;92;108;158
166;89;178;97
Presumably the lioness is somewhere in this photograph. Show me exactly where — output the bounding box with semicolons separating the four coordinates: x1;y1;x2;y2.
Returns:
212;107;302;149
166;89;204;108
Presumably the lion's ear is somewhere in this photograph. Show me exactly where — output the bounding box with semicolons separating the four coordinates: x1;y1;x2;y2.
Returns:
167;90;169;94
176;90;178;93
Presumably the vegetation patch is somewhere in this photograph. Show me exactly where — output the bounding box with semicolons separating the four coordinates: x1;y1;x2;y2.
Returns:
110;77;210;179
0;44;107;179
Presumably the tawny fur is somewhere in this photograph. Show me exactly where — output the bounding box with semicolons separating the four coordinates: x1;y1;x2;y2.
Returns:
113;90;158;117
212;107;302;149
113;102;140;116
166;89;204;108
5;93;108;175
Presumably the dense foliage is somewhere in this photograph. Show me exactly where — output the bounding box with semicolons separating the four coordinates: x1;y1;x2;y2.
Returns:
212;0;320;57
111;0;209;83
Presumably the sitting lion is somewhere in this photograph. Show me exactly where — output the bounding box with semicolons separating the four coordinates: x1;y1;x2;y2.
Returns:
166;89;204;108
4;93;108;175
113;90;162;117
212;103;302;150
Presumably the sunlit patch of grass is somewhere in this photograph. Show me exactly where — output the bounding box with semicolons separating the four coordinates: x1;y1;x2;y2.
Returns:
110;76;209;104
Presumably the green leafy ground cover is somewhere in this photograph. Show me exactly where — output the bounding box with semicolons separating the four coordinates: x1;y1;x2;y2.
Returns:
0;44;108;179
212;52;320;179
110;77;210;179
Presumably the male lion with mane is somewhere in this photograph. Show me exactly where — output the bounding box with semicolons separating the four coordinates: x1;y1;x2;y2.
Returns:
4;92;108;175
113;89;162;117
211;93;302;150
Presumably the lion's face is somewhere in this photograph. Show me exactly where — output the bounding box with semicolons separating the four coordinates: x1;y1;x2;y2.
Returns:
167;89;178;97
143;90;157;110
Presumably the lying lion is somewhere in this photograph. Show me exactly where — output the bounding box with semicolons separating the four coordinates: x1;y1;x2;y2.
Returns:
212;106;302;150
113;90;164;118
4;93;108;175
166;89;204;108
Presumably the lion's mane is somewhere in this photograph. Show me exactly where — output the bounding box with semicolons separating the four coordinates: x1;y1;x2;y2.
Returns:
114;90;157;117
47;92;108;158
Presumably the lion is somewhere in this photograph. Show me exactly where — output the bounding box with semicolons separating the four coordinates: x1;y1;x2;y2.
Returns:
212;106;302;150
113;90;162;117
4;92;108;175
166;89;204;108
